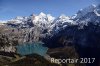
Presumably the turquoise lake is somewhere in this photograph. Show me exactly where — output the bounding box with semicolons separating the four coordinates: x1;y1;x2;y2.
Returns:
16;42;48;56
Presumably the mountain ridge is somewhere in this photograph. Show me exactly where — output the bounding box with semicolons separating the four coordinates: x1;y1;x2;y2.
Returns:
0;4;100;52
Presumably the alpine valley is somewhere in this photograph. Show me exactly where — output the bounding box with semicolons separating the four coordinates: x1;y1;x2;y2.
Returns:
0;4;100;66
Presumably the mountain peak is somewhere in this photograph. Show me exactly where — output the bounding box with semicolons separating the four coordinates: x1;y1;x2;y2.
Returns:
39;12;46;17
73;4;97;19
47;14;55;22
59;14;68;19
15;16;24;20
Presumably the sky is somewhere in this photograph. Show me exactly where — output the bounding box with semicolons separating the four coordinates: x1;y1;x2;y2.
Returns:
0;0;99;20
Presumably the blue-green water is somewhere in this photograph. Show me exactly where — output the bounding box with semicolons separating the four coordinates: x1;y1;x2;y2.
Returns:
16;42;48;56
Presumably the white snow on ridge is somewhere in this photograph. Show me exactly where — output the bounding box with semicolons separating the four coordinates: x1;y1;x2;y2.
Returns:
0;20;7;23
0;20;7;25
56;14;74;24
47;14;55;22
0;4;99;30
73;4;96;19
94;10;100;16
32;12;55;26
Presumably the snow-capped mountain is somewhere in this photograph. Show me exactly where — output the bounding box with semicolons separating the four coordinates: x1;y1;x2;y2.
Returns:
72;4;100;26
31;12;55;30
0;4;100;44
52;15;75;32
1;4;100;31
0;4;100;53
2;12;75;35
7;16;32;28
43;4;100;48
0;4;100;66
5;4;100;31
6;12;55;29
0;20;7;25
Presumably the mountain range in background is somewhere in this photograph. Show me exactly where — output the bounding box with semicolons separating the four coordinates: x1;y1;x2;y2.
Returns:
0;4;100;66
